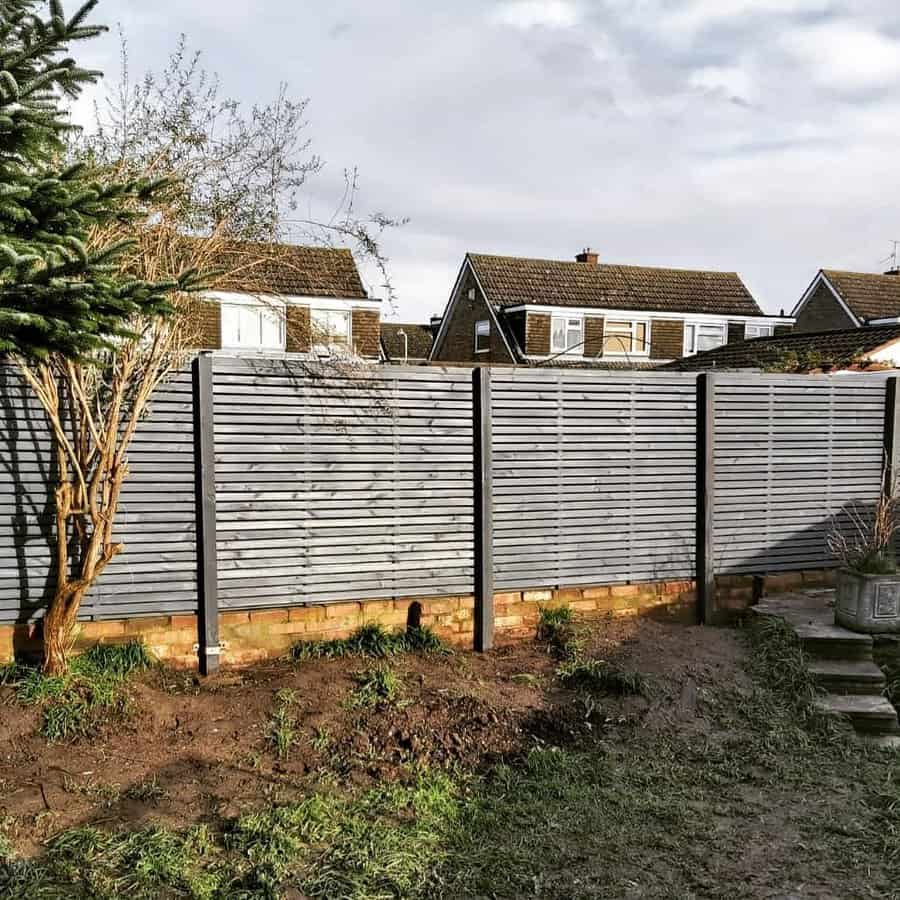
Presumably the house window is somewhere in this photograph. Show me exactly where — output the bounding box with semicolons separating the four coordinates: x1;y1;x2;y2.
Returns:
551;315;584;354
474;319;490;353
745;323;774;339
684;322;726;356
221;301;285;350
602;320;649;355
311;308;351;354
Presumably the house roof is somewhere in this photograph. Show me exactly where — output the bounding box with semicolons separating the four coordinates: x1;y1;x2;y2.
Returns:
819;270;900;322
662;324;900;371
201;238;368;299
468;252;765;317
380;323;434;361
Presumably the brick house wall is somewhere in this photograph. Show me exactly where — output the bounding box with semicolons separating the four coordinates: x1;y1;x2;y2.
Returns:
583;316;604;358
184;299;222;350
285;305;311;353
650;319;684;359
432;270;514;363
794;282;856;333
526;312;551;355
351;308;381;358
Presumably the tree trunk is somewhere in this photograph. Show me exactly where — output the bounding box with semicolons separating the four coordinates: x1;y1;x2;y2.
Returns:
42;586;81;676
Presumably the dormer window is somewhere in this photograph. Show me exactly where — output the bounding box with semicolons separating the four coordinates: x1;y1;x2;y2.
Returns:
603;320;649;356
684;322;726;356
221;299;285;351
311;308;351;354
745;323;773;339
551;315;584;354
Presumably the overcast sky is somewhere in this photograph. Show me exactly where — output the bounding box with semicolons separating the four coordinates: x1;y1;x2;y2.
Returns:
76;0;900;321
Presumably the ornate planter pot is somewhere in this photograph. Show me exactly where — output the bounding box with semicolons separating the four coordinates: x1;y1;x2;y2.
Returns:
835;569;900;633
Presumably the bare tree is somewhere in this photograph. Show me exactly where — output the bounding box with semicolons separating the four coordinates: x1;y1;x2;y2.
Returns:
23;32;403;673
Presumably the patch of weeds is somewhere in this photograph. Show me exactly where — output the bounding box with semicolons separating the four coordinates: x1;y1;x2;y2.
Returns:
536;604;574;653
124;777;169;804
310;726;332;753
3;641;152;742
266;688;299;759
348;664;403;708
556;656;649;696
62;775;122;808
293;623;447;661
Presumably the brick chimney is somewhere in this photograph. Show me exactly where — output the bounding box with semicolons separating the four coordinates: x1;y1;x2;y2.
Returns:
575;248;598;266
885;268;900;277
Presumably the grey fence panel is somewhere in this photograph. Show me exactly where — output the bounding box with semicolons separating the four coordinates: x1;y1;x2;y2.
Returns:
0;366;198;624
713;374;890;575
211;358;474;607
490;368;698;590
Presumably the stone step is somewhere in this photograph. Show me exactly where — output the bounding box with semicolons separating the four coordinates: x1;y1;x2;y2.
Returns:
807;659;886;695
815;694;900;735
794;622;874;661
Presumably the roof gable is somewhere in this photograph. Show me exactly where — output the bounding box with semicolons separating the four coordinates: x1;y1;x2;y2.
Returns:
468;252;764;318
820;269;900;322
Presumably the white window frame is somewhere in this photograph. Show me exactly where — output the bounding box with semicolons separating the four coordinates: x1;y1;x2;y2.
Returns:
550;314;585;355
683;321;727;356
745;323;774;340
310;307;352;356
601;318;650;357
474;319;490;353
220;297;286;351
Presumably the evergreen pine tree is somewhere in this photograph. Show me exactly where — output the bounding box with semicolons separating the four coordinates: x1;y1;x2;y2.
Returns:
0;0;183;360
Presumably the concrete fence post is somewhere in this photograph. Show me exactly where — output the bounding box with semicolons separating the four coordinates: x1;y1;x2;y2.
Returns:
696;373;716;625
472;366;494;652
192;352;220;674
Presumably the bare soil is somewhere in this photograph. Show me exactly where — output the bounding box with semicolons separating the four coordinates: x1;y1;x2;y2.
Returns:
0;614;733;855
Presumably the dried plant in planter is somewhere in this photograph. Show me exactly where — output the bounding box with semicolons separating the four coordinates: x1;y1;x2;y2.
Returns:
827;484;900;576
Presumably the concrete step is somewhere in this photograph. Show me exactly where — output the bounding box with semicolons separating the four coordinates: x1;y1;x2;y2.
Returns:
815;694;900;735
794;622;874;661
808;659;886;695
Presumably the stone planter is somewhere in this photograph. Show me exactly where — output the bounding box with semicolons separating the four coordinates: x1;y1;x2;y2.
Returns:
835;568;900;633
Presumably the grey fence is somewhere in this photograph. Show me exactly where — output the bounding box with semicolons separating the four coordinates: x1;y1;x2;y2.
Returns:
0;358;895;640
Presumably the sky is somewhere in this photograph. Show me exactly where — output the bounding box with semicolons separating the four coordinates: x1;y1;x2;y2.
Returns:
72;0;900;322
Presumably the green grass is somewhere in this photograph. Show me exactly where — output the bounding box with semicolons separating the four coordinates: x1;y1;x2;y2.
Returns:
292;623;446;662
348;664;403;709
266;689;299;760
4;620;900;899
2;641;152;742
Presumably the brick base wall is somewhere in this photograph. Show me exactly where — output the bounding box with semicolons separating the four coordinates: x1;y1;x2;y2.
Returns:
0;571;834;669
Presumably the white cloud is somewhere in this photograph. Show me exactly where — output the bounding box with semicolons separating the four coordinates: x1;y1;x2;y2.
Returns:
688;65;756;103
488;0;580;30
782;22;900;91
657;0;830;38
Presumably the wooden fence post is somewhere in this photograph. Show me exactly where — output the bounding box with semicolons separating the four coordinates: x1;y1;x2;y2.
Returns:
473;366;494;652
192;353;220;675
883;376;900;499
696;373;716;625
